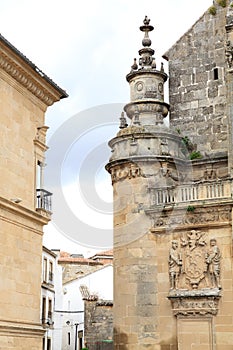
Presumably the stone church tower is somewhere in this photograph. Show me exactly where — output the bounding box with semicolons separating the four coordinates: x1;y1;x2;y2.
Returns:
106;2;233;349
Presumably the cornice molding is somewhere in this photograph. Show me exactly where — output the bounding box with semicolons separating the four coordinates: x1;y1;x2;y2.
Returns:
0;319;44;338
0;46;64;106
0;196;50;228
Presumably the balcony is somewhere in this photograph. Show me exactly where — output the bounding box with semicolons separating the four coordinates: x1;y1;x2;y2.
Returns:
36;189;52;212
148;179;232;207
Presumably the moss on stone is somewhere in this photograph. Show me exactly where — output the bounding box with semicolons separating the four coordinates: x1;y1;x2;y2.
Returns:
209;5;217;15
216;0;227;7
189;151;202;160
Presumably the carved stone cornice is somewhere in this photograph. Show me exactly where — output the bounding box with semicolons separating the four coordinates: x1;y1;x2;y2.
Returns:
168;289;221;317
148;205;232;232
0;52;55;106
0;37;67;106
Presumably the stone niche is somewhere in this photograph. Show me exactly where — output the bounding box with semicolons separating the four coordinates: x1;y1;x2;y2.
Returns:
167;230;221;317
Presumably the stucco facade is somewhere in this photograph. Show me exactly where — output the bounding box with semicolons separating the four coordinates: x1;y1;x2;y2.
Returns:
0;35;67;349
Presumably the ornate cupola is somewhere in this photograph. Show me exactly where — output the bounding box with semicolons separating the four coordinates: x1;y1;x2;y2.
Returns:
106;16;185;175
124;16;169;127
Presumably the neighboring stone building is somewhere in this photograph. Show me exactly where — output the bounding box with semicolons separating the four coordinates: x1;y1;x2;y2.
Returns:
58;251;104;284
0;35;67;349
106;2;233;349
84;299;113;350
89;249;113;265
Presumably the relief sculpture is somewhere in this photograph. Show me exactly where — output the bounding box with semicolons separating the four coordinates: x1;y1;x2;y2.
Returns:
168;231;221;291
206;238;221;289
168;240;182;290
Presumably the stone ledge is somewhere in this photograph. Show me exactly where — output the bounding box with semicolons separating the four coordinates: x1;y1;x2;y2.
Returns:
168;288;221;317
0;320;44;338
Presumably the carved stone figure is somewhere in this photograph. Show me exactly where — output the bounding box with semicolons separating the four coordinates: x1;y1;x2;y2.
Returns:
168;240;182;289
226;40;233;68
206;238;221;289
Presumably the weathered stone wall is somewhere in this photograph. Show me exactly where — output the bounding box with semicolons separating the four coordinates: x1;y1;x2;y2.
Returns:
164;3;228;155
107;6;233;350
84;300;113;350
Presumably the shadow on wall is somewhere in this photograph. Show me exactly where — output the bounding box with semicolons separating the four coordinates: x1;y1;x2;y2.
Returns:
114;328;128;350
160;337;178;350
113;328;177;350
85;340;113;350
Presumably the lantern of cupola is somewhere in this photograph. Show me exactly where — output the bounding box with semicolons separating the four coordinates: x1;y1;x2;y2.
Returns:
124;16;169;126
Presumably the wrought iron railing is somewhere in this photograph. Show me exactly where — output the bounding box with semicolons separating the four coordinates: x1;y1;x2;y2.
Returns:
36;189;52;212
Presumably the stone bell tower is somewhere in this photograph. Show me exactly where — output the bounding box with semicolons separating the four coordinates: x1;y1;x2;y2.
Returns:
106;17;188;349
107;10;233;350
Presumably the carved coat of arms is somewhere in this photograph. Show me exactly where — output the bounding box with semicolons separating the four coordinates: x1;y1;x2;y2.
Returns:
168;230;221;291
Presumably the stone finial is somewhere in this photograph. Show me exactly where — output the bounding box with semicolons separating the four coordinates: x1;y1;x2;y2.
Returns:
140;16;154;47
160;62;164;72
143;16;150;26
138;16;156;69
131;58;138;71
119;111;128;129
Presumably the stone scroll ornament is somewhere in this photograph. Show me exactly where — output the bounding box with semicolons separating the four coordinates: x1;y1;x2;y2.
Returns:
168;231;221;291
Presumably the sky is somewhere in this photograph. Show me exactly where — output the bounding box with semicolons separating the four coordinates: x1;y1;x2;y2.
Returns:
0;0;212;256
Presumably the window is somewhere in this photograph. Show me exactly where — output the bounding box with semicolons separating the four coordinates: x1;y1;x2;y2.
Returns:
43;258;47;282
48;261;53;283
48;298;52;322
213;68;218;80
36;160;43;189
47;338;51;350
42;297;46;324
68;332;71;346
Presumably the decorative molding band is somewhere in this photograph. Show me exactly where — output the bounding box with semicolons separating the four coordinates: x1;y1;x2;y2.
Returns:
0;320;44;338
168;290;221;317
0;196;50;228
0;51;56;106
148;205;232;232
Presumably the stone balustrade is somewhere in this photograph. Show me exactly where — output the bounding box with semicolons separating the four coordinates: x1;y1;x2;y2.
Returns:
149;179;232;206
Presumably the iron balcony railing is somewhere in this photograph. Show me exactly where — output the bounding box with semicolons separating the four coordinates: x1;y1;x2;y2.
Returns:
36;189;52;212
